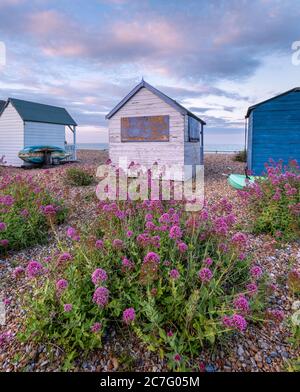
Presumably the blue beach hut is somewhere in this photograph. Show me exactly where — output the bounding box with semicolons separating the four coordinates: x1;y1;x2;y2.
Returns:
245;87;300;174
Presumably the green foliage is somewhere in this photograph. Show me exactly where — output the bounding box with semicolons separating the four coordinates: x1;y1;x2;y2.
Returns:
0;175;67;253
284;357;300;372
240;160;300;240
234;149;247;162
64;167;94;186
21;199;267;369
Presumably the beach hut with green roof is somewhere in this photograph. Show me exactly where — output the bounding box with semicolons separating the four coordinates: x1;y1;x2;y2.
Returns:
0;98;77;166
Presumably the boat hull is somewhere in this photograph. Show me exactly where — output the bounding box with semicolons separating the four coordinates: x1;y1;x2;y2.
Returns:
18;145;70;164
228;174;259;190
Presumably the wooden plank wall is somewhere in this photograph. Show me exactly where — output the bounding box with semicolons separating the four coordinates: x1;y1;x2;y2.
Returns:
24;122;65;148
0;102;24;166
109;87;185;168
251;91;300;174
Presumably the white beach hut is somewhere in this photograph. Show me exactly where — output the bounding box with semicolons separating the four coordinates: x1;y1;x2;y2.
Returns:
106;80;206;180
0;98;77;166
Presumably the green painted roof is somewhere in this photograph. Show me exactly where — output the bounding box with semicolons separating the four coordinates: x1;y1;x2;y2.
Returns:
0;100;5;113
8;98;77;126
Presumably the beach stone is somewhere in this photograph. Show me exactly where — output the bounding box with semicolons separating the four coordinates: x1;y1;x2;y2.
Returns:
111;357;119;370
265;357;272;365
237;345;244;356
255;353;262;362
250;358;257;367
205;364;215;372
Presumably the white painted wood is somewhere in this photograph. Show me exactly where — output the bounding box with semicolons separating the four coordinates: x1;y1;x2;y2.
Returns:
109;87;185;169
108;86;205;179
73;126;77;160
0;103;24;166
184;142;201;165
24;122;65;148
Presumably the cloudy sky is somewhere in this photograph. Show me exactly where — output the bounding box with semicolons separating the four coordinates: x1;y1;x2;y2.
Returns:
0;0;300;145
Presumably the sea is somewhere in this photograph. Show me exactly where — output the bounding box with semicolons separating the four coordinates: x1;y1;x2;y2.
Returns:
77;143;244;153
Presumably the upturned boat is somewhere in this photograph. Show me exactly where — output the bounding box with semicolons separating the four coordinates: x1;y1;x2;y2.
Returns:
18;145;70;164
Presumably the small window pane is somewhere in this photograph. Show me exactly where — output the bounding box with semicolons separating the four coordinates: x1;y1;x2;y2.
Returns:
188;116;200;142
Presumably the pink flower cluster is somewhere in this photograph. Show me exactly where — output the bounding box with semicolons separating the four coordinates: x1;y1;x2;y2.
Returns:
169;225;182;239
0;195;14;206
223;314;247;332
66;227;80;241
144;251;160;264
174;354;181;362
113;239;123;249
273;188;281;201
57;252;72;264
159;213;170;224
95;239;104;249
41;204;57;216
284;183;297;197
266;308;285;323
91;268;108;286
250;265;263;279
123;307;136;324
169;269;180;280
177;242;188;253
246;282;258;296
198;268;213;283
145;213;153;222
231;232;248;248
11;266;24;280
204;257;213;266
56;279;68;293
63;304;73;312
91;322;102;333
26;260;43;278
122;257;135;270
0;239;9;247
0;331;13;347
233;295;250;313
213;217;229;236
92;287;109;308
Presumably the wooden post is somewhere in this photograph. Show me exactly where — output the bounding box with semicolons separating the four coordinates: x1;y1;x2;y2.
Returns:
200;123;204;165
73;126;77;160
44;150;51;166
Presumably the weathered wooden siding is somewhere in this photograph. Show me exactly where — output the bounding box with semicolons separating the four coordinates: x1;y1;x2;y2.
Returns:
250;91;300;174
109;87;185;169
247;112;253;170
24;122;65;148
184;115;203;166
0;102;24;166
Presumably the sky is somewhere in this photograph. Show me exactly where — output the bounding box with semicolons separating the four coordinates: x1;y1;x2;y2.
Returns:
0;0;300;145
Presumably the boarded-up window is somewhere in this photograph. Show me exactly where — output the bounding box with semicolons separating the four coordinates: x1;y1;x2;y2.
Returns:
188;116;200;142
121;115;169;142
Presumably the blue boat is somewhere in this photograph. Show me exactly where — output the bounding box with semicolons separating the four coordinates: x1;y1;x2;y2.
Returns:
18;145;70;164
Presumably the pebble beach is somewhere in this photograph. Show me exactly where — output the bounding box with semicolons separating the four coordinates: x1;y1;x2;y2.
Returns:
0;150;299;372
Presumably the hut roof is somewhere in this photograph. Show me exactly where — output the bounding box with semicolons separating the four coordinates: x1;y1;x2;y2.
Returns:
246;87;300;118
1;98;77;126
0;100;6;114
106;80;206;125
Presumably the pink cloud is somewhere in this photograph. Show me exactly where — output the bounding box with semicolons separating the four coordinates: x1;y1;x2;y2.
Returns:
0;0;25;7
27;10;65;36
112;20;183;52
43;44;86;57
